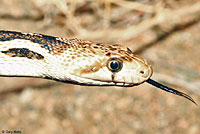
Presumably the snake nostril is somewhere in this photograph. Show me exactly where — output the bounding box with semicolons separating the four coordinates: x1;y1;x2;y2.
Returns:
139;69;151;78
139;70;145;75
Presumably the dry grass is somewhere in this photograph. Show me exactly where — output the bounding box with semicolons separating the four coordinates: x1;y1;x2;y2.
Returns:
0;0;200;134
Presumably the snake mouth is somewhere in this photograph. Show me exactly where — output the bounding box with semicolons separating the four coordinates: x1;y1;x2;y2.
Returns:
45;74;137;87
47;75;138;87
79;77;140;87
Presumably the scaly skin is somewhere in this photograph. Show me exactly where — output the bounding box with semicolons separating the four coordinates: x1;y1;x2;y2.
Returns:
0;30;196;104
0;30;152;86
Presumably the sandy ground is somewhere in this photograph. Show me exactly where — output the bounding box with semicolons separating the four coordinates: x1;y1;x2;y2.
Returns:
0;0;200;134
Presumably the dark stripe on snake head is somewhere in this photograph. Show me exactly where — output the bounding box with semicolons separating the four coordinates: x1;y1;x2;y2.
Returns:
1;48;44;60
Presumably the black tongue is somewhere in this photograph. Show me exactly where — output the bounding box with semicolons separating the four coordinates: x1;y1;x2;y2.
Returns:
146;79;197;105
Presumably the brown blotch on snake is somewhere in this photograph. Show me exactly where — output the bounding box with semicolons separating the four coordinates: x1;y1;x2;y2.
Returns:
80;61;102;74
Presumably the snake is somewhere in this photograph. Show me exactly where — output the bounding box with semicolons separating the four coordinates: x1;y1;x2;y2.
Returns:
0;30;196;104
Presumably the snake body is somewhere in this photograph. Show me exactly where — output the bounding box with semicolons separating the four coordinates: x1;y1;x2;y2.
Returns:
0;30;196;104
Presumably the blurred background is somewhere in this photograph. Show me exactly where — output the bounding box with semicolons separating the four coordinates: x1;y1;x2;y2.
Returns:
0;0;200;134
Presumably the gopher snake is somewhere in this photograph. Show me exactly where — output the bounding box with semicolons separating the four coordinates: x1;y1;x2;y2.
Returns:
0;30;196;104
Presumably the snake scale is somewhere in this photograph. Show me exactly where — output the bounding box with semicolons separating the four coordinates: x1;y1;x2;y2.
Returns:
0;30;196;104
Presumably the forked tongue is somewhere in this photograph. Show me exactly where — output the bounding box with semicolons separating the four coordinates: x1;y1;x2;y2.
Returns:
146;79;197;105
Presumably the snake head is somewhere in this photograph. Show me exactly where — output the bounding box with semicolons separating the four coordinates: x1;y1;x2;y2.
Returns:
67;43;153;86
106;53;153;85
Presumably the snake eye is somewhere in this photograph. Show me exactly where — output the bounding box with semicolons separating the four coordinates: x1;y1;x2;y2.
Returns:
107;58;123;72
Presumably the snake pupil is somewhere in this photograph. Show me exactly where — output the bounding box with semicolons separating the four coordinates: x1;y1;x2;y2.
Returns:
110;61;119;70
107;58;123;72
